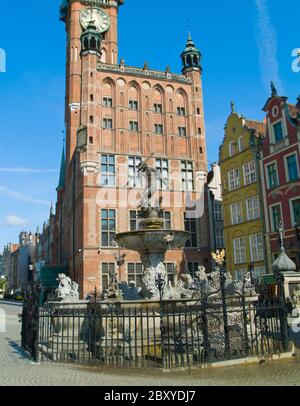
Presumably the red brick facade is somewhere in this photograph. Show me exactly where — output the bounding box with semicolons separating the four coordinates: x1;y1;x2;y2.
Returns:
51;0;210;298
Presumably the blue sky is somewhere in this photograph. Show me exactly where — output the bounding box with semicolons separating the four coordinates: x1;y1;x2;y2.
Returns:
0;0;299;251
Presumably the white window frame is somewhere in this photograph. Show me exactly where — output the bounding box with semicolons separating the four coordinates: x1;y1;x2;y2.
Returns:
233;237;246;265
269;203;283;233
129;121;139;132
181;161;194;192
214;203;223;221
284;152;300;183
103;97;113;108
154;124;164;135
249;233;264;262
228;168;240;191
103;118;113;129
289;197;300;227
229;141;235;157
231;202;243;225
246;196;260;221
243;160;257;185
129;100;138;111
156;158;169;190
238;136;245;152
271;119;284;144
215;228;224;249
265;160;279;190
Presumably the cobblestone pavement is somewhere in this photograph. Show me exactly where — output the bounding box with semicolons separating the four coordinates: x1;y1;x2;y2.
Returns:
1;300;300;386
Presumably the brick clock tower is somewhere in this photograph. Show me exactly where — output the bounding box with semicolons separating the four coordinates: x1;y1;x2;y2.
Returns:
55;0;210;298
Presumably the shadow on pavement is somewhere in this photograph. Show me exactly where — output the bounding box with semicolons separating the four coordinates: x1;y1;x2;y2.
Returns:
7;339;34;362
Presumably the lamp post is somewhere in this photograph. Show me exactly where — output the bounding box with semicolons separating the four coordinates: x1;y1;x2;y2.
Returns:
211;250;230;358
249;129;269;274
155;271;166;367
248;262;255;286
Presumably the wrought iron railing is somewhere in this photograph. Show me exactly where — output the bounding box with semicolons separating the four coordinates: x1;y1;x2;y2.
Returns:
27;294;291;369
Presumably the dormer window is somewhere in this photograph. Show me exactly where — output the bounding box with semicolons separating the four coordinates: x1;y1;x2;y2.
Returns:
273;121;284;143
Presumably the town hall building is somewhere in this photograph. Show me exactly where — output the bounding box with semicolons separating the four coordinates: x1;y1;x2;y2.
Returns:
49;0;210;298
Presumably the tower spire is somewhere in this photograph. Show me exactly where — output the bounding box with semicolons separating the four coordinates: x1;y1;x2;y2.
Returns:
57;144;66;192
180;32;202;74
271;81;278;97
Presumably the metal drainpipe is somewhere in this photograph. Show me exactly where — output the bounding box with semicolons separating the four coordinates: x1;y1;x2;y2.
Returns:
72;156;76;282
251;131;269;274
210;191;217;251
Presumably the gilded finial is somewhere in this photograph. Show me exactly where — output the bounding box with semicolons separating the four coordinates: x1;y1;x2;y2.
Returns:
211;249;226;266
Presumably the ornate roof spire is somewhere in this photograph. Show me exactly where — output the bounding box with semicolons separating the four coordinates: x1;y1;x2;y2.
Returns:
231;101;235;114
180;32;202;74
271;81;278;97
57;144;66;192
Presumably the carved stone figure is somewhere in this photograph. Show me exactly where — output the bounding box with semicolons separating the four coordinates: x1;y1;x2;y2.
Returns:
54;274;79;302
291;285;300;307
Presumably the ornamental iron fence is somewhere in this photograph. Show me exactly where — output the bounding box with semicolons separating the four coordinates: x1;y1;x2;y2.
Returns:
21;274;291;369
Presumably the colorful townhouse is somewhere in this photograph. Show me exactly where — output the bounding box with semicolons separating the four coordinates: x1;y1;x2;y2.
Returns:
219;107;267;281
260;86;300;270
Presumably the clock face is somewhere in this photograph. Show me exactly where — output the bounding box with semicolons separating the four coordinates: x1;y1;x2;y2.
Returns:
80;7;111;33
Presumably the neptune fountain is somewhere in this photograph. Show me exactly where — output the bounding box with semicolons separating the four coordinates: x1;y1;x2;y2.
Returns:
115;156;190;300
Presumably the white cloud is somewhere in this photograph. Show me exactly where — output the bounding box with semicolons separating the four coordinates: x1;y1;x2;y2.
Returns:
5;215;29;227
254;0;284;94
0;185;50;206
0;168;58;173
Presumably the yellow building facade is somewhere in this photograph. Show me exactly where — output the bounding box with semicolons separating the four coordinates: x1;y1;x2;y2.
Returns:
219;111;267;281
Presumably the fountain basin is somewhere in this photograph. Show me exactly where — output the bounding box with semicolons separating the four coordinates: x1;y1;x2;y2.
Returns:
115;229;190;254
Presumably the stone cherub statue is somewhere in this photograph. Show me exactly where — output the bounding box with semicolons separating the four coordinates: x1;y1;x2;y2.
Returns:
54;273;79;302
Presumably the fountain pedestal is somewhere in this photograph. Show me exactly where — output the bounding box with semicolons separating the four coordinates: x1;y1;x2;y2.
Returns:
115;158;190;300
115;229;190;300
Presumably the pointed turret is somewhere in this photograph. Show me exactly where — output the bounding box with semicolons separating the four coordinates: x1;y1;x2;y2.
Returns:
57;146;66;192
181;32;202;74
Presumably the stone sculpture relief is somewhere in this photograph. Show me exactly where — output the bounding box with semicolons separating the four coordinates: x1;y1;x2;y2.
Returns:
53;274;79;302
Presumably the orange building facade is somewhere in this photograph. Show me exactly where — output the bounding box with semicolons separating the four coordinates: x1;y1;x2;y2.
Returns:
52;0;210;298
